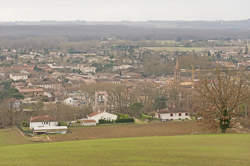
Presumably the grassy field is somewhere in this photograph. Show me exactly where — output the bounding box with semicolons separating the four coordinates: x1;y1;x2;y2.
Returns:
0;128;31;146
0;134;249;166
144;46;208;52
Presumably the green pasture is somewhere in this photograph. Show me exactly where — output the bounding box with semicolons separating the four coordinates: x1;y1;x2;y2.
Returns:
0;134;249;166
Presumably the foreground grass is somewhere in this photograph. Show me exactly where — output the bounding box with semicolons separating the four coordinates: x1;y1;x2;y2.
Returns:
0;134;250;166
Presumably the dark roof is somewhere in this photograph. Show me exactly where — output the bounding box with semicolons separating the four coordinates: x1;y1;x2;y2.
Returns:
30;115;54;122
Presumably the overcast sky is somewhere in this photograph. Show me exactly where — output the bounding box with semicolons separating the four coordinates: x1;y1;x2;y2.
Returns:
1;0;250;21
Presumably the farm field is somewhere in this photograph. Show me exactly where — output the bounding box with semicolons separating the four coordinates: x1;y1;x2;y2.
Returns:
143;46;208;52
0;134;250;166
50;121;214;142
0;122;214;146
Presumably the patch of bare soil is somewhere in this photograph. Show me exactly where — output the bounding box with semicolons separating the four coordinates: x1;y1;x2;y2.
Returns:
49;121;216;142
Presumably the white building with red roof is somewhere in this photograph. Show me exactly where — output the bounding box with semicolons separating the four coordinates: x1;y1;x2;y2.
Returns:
155;110;191;121
29;115;58;129
29;115;67;134
87;111;117;123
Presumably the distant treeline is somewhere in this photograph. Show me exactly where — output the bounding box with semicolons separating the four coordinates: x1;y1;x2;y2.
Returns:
0;25;250;43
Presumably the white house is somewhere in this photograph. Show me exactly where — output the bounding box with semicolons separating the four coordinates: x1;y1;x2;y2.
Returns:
64;97;79;106
87;111;117;123
9;73;28;81
156;111;191;121
29;115;58;129
113;65;133;71
29;115;67;134
81;67;96;74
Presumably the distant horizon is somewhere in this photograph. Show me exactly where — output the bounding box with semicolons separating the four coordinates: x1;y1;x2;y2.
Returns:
1;18;250;23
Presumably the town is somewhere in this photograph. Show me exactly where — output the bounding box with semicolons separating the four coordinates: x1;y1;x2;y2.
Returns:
0;37;250;135
1;1;250;164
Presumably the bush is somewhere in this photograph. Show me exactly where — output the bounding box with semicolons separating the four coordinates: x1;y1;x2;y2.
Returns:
141;114;153;121
117;113;130;119
22;121;29;127
99;119;114;124
116;113;134;123
58;121;68;126
115;118;134;123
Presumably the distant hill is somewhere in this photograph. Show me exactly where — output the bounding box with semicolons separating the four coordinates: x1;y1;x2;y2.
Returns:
1;19;250;29
1;20;250;41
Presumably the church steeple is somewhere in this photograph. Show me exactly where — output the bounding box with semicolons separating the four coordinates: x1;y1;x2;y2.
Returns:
245;40;249;54
174;57;181;85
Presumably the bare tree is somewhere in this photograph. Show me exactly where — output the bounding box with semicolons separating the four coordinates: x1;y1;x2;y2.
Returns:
107;84;135;115
195;70;250;133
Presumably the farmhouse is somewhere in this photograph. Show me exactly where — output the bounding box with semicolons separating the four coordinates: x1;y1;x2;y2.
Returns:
87;111;117;123
29;115;67;134
156;110;191;121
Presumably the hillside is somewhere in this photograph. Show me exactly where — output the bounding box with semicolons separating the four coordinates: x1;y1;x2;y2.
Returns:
0;128;31;146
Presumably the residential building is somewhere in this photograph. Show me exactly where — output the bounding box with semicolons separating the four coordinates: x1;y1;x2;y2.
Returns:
87;111;117;123
9;73;28;81
156;110;191;121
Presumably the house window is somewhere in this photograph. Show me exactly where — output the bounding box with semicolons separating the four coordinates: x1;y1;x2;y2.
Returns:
43;122;49;125
185;113;188;116
179;113;182;116
170;113;173;117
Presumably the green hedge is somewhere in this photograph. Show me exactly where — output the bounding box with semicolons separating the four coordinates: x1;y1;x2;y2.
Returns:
115;118;134;123
115;113;135;123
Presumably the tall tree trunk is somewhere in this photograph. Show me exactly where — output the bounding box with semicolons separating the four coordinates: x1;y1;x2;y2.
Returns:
220;109;230;133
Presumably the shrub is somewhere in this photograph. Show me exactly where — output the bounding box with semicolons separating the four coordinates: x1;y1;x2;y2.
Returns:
58;121;68;126
22;121;29;127
115;118;134;123
116;113;134;123
141;114;153;121
99;119;114;124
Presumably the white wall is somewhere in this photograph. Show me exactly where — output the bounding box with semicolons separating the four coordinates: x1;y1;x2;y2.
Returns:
159;112;191;121
30;122;58;129
10;74;28;81
82;122;97;126
88;112;117;123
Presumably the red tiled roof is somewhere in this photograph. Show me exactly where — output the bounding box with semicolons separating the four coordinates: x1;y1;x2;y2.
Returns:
18;88;44;93
157;108;188;114
30;115;54;122
87;112;102;117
